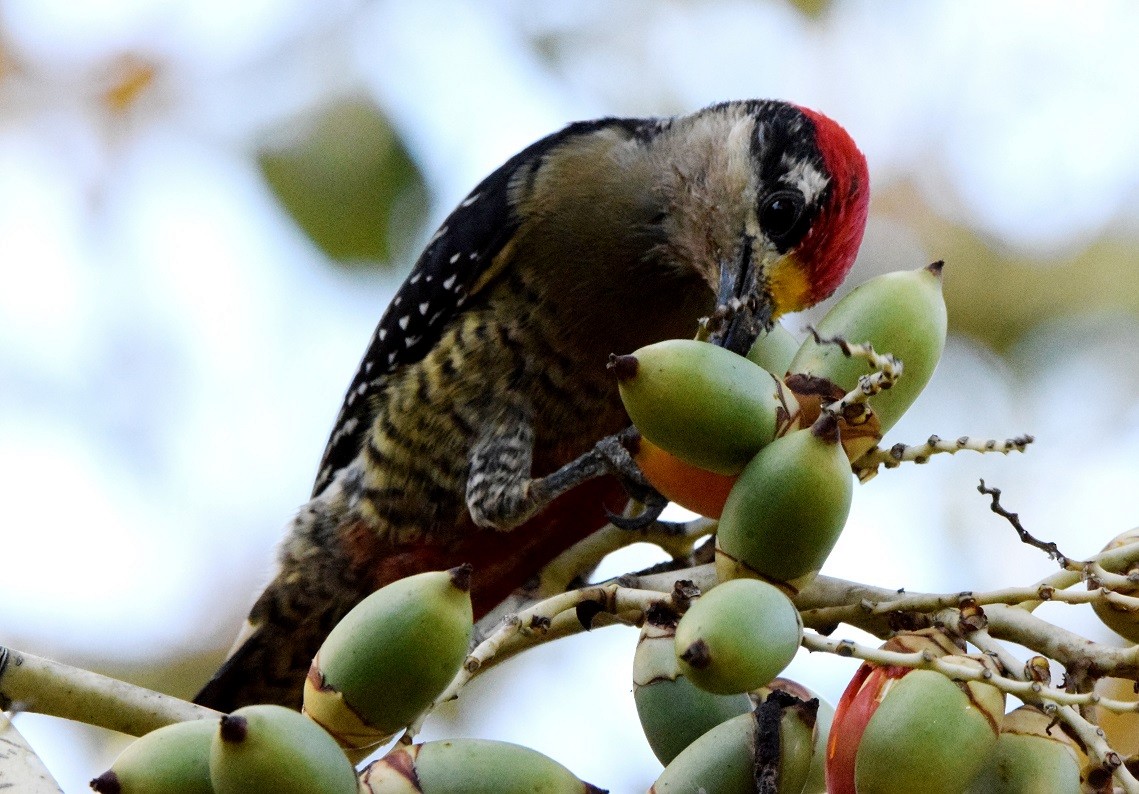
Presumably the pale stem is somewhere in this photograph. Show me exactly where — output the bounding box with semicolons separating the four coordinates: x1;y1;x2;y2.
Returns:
0;647;219;738
853;434;1033;481
0;712;63;793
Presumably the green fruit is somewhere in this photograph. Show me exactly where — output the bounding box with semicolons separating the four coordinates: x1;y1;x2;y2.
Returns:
304;566;473;748
716;420;853;586
90;720;214;794
633;620;752;765
770;700;816;794
209;705;356;794
966;706;1081;793
650;698;817;794
756;679;833;793
358;739;601;793
614;339;799;475
674;580;802;695
854;660;1004;794
787;263;947;440
828;635;968;793
746;322;802;376
650;712;756;793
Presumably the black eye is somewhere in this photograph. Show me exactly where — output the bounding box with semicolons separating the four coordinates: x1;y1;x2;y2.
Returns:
759;191;805;242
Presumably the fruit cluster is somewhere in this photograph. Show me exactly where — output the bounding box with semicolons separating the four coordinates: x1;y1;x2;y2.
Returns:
824;629;1083;794
91;568;602;793
87;262;1102;793
618;263;947;591
617;264;991;791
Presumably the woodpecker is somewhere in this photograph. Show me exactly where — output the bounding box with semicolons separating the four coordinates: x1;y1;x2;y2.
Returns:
195;99;870;712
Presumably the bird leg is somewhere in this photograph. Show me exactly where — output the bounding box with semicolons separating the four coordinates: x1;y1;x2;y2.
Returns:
467;421;666;532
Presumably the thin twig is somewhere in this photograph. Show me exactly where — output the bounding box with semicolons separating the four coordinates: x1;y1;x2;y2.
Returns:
978;479;1069;566
1056;704;1139;793
801;631;1139;715
801;582;1139;629
963;627;1026;681
853;435;1033;481
406;581;685;739
806;328;903;424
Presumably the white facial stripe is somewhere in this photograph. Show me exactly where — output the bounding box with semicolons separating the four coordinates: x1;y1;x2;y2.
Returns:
782;155;829;207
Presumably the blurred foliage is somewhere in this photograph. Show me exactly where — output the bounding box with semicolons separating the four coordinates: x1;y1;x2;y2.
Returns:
875;185;1139;352
781;0;832;19
101;55;160;114
259;100;428;267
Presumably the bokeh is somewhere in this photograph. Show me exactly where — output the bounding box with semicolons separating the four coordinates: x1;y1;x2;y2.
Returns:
2;1;1138;790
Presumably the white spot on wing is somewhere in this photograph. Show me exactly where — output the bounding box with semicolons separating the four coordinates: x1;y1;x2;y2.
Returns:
450;253;461;264
443;275;457;289
460;192;480;207
399;315;410;329
419;302;430;314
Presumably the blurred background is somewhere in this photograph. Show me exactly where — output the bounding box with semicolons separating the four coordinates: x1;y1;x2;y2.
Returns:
2;0;1138;789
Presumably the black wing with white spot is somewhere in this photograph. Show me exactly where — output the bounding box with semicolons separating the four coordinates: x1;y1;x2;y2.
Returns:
310;118;644;497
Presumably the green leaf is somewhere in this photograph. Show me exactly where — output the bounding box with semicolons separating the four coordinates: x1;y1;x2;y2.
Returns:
259;100;427;266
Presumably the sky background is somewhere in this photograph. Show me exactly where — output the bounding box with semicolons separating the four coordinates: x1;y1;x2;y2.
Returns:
2;1;1139;791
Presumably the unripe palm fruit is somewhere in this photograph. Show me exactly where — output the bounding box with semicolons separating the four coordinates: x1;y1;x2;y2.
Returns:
1089;528;1139;643
633;618;752;764
630;435;737;518
746;322;802;376
674;579;802;695
208;704;356;794
757;679;834;794
787;262;947;460
716;418;853;588
825;630;963;793
650;696;818;794
90;719;214;794
303;566;473;749
966;705;1081;793
613;339;799;475
357;739;603;793
827;654;1004;794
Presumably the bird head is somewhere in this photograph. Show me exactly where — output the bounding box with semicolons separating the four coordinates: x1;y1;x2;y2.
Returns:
660;100;870;354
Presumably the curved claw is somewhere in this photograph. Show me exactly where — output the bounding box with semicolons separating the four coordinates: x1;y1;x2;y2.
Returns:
607;492;668;531
590;431;669;530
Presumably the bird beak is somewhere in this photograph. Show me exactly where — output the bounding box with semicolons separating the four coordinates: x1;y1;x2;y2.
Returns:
708;240;776;356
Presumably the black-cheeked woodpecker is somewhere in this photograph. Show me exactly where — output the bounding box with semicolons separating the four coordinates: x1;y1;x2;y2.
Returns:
195;99;870;711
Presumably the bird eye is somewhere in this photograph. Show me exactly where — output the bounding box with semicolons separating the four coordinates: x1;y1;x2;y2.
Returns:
759;191;806;242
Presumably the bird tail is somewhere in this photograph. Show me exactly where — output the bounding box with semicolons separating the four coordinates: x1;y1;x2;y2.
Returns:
193;625;305;712
193;504;374;711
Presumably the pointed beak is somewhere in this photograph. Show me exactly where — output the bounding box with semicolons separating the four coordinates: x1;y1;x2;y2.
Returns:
708;239;775;355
